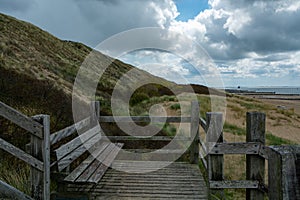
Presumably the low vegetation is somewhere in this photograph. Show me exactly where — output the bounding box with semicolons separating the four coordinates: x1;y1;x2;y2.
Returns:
0;13;299;199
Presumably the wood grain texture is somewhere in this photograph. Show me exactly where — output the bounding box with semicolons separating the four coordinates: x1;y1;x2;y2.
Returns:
0;102;43;138
210;142;261;155
0;138;43;171
107;135;191;141
246;112;265;200
99;116;191;123
190;101;200;164
0;180;33;200
56;133;101;172
64;161;208;199
64;142;110;182
206;112;224;199
88;143;124;183
55;125;100;161
210;180;260;189
50;117;90;145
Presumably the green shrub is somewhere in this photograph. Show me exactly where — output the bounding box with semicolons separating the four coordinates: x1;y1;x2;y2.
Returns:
170;103;180;110
130;92;150;106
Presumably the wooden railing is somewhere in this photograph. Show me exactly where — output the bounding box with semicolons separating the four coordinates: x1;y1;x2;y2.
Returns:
0;102;50;200
198;110;300;200
0;100;299;200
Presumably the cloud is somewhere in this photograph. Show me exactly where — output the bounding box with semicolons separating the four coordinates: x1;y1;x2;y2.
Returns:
1;0;299;86
0;0;36;12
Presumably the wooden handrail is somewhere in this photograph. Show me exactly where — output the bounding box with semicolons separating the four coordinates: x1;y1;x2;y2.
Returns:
99;116;191;123
0;102;43;138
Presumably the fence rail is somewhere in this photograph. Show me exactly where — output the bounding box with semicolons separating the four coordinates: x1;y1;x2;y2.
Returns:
0;102;50;200
1;100;299;200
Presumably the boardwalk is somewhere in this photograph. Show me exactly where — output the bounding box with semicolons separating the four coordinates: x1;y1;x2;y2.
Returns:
64;160;208;199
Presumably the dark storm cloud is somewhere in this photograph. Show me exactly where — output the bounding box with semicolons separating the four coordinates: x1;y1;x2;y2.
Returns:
191;0;300;61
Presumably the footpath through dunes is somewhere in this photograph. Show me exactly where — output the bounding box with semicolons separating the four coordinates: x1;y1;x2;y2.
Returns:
62;160;208;200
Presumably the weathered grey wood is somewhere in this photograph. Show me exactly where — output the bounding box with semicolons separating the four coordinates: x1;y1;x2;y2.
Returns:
88;143;124;183
57;133;101;172
107;135;191;141
0;102;43;138
64;142;110;182
210;180;260;189
190;101;200;164
206;112;224;198
268;145;300;200
30;115;49;200
0;180;34;200
99;116;191;123
41;115;50;200
246;112;265;200
0;138;43;171
65;161;208;199
210;142;261;155
55;125;101;161
76;143;116;182
199;117;207;131
50;117;90;145
258;145;271;160
90;101;100;126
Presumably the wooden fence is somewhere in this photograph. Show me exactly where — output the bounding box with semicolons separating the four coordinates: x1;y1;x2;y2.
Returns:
0;102;50;200
198;109;300;200
0;100;299;199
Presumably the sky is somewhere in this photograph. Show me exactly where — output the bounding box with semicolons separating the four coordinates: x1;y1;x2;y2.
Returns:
1;0;300;88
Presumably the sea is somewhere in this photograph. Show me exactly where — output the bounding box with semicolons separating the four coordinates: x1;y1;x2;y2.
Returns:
225;86;300;95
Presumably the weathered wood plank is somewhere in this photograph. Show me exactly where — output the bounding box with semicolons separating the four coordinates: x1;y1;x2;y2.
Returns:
99;116;191;123
210;142;261;154
57;133;101;172
190;101;200;164
206;112;224;198
0;138;43;171
107;135;191;141
30;115;51;200
199;117;207;131
55;125;101;161
41;115;51;200
268;145;300;200
210;180;260;189
76;143;116;182
246;112;265;200
50;117;90;145
64;142;110;182
0;180;33;200
88;143;123;183
0;102;43;138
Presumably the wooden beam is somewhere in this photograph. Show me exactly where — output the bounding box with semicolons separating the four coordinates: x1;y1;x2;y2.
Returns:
0;138;43;171
210;180;260;189
0;102;43;138
210;142;261;155
206;112;224;198
268;145;300;200
50;117;90;145
0;180;34;200
246;112;266;200
30;115;51;200
107;135;191;141
199;117;207;131
99;116;191;123
190;101;200;164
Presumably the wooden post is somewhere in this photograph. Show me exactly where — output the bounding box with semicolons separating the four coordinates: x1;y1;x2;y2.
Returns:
190;101;200;164
246;112;265;200
206;112;224;199
268;145;300;200
90;101;100;127
31;115;50;200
